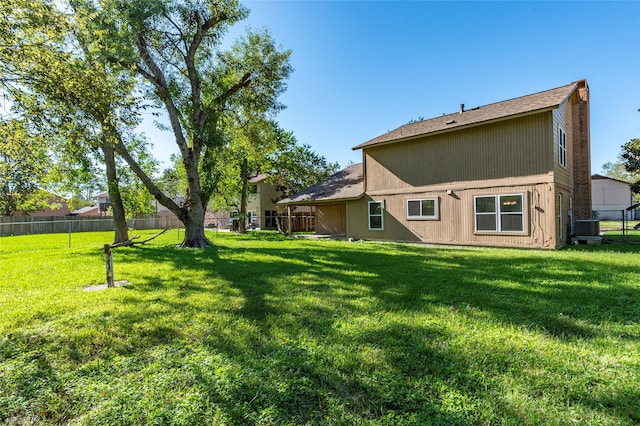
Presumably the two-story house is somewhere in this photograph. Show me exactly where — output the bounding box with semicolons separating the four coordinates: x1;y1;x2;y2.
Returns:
279;80;591;249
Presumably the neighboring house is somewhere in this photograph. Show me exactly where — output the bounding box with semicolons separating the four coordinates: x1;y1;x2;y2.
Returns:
13;193;72;217
153;195;185;216
245;174;281;230
591;174;635;220
97;192;186;218
280;80;592;249
70;205;100;217
245;174;313;230
96;192;112;216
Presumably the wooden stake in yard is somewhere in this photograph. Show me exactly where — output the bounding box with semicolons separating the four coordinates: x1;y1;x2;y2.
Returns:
104;244;114;288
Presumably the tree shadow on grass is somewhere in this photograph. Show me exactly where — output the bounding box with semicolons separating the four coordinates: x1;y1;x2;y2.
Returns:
6;235;638;424
95;236;639;422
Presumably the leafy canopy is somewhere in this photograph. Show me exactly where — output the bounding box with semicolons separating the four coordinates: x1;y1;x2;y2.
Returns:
621;138;640;194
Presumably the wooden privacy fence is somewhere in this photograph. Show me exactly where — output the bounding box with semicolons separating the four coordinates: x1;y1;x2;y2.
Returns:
0;215;183;237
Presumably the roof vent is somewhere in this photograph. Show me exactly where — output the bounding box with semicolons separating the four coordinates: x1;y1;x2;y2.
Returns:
459;103;465;114
446;119;456;125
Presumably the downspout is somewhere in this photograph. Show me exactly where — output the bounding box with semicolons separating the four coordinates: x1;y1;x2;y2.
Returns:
569;196;574;237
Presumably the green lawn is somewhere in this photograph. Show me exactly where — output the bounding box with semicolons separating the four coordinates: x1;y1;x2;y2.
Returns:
600;220;640;243
1;230;639;425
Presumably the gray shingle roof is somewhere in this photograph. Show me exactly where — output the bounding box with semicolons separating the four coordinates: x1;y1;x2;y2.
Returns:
278;163;364;205
353;81;580;150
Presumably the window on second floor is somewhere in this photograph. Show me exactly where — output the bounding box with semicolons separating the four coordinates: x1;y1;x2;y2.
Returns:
558;127;567;167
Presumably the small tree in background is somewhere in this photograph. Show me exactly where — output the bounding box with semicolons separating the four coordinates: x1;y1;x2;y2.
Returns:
269;141;340;200
621;138;640;195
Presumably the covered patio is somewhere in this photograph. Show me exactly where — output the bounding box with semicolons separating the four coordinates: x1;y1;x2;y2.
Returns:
277;164;364;236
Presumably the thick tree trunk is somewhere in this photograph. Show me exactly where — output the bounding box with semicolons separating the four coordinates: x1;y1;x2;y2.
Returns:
238;157;248;234
114;134;212;248
180;200;211;248
179;149;212;247
102;140;129;244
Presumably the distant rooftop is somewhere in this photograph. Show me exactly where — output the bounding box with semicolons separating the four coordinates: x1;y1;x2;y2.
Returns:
70;206;98;215
249;174;266;184
354;80;583;150
592;174;631;185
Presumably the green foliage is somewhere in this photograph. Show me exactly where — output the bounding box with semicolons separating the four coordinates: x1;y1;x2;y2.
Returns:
213;117;280;209
600;160;635;183
47;0;295;246
115;136;158;219
269;141;340;198
158;154;188;200
0;118;51;215
1;231;638;424
212;117;338;216
621;138;640;194
0;0;149;243
67;197;94;212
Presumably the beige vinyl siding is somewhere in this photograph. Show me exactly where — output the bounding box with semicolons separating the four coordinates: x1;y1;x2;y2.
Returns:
347;181;558;249
365;112;554;193
554;186;571;248
316;204;346;234
552;95;575;189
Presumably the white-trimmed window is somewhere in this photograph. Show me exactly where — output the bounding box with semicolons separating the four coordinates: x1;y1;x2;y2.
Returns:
407;198;438;219
368;201;384;230
558;127;567;167
474;194;525;233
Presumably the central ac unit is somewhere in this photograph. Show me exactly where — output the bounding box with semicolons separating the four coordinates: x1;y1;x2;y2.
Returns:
575;220;600;237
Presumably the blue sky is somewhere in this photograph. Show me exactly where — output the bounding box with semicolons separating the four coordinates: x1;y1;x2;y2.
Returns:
144;1;640;173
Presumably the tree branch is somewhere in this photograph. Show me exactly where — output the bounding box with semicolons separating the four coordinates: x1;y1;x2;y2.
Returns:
184;10;228;153
110;228;169;248
106;122;186;222
135;33;190;157
215;72;252;107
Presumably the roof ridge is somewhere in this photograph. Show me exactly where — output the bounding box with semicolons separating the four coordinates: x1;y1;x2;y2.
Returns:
354;80;584;150
467;81;578;112
400;81;578;130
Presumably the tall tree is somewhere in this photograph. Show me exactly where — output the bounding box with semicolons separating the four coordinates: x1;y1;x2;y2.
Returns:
84;0;293;247
0;0;141;244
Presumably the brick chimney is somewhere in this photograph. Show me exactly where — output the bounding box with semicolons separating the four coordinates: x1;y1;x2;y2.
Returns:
572;79;592;220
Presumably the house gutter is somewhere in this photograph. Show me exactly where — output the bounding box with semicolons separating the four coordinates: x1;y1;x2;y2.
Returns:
277;194;364;207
